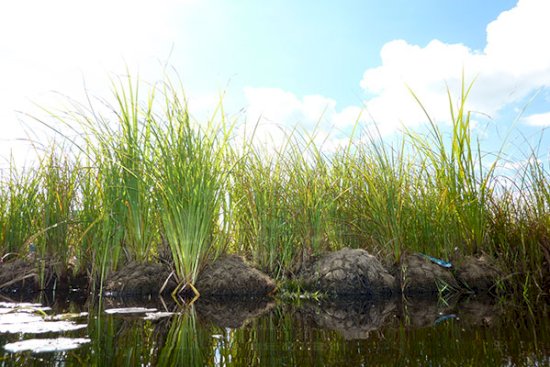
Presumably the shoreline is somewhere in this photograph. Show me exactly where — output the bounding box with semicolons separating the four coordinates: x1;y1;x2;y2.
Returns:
0;248;533;302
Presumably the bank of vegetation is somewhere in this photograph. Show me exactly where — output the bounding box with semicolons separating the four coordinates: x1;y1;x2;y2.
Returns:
0;75;548;300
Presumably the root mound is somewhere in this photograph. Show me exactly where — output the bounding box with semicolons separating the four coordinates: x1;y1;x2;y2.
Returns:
104;262;176;296
300;248;397;296
400;253;458;295
0;258;88;294
195;255;276;297
454;255;501;292
0;259;39;293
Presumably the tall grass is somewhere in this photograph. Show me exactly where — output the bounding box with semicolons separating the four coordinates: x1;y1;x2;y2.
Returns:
331;134;411;258
0;160;42;258
230;132;302;277
56;76;159;290
405;80;495;255
150;81;231;294
230;128;337;278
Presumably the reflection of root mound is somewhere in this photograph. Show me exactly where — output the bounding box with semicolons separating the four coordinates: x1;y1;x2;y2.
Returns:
195;297;275;328
196;255;276;297
301;298;398;340
401;296;456;328
300;248;397;296
400;294;503;328
456;295;501;326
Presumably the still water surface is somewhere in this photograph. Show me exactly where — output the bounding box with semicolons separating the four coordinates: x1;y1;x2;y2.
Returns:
0;294;548;366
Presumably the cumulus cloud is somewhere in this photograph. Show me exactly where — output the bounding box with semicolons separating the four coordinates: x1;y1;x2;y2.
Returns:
242;87;368;152
245;0;550;138
359;0;550;130
521;112;550;127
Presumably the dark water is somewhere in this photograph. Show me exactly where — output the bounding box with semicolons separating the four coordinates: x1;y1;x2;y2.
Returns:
0;294;548;366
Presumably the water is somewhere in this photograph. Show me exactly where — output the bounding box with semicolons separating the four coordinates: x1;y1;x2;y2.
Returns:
0;294;547;366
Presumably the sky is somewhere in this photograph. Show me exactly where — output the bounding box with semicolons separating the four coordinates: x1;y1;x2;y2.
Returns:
1;0;549;167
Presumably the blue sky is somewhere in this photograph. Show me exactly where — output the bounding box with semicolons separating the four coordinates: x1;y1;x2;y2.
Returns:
1;0;548;166
176;0;517;100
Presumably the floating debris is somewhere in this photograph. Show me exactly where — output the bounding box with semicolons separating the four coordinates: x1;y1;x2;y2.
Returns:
143;312;174;321
0;313;86;334
47;312;89;321
104;307;157;315
0;302;41;308
4;337;91;353
0;312;43;325
0;306;87;334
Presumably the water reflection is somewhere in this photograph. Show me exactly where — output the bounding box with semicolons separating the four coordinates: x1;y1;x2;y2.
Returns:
297;298;398;340
0;293;547;366
157;308;208;366
196;296;275;328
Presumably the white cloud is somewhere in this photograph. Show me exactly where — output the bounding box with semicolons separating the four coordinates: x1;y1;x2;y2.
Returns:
243;87;362;130
359;0;550;131
360;39;484;129
244;87;304;125
500;157;539;171
485;0;550;78
243;87;369;132
521;112;550;127
242;87;367;151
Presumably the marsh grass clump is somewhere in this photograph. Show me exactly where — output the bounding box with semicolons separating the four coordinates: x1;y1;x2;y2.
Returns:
329;134;411;258
229;138;297;278
488;152;550;297
150;81;232;296
0;161;42;258
36;148;80;285
54;77;161;291
229;128;337;279
407;81;495;255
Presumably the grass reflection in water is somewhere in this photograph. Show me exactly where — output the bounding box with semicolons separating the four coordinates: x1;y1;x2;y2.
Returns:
0;296;547;366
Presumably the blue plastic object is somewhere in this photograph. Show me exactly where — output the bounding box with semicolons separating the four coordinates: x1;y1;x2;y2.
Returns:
417;253;452;268
434;313;458;325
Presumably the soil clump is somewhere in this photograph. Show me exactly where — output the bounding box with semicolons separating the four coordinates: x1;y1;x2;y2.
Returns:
399;253;459;295
0;258;87;294
299;248;397;296
104;262;176;296
0;259;39;293
0;249;508;300
100;255;277;297
453;255;501;292
195;255;276;297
